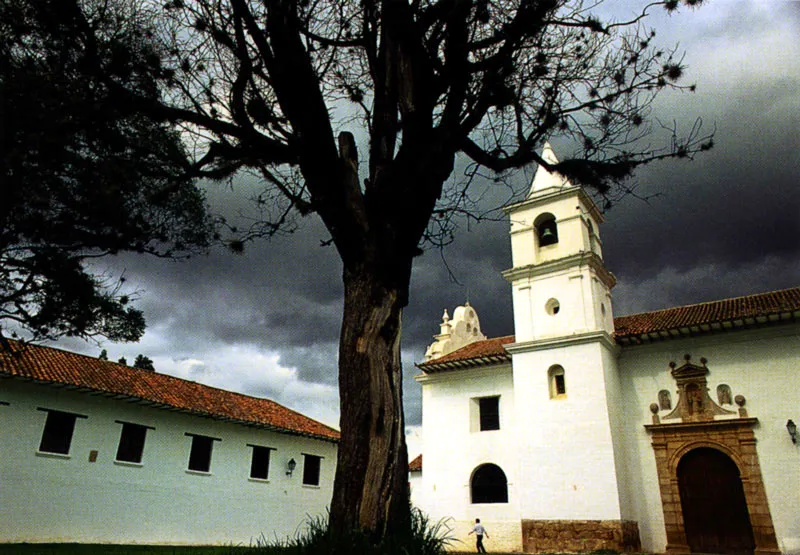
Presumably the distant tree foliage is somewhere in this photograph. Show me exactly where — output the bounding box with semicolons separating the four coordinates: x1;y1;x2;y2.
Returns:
1;0;712;543
133;354;155;371
0;0;215;344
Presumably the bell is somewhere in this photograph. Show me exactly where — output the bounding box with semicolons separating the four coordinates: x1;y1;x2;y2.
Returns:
540;226;557;245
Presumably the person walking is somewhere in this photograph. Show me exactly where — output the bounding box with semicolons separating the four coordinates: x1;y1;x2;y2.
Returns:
468;518;489;553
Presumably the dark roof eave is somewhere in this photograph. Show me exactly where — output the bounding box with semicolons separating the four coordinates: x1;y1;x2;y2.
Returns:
614;309;799;345
418;353;512;373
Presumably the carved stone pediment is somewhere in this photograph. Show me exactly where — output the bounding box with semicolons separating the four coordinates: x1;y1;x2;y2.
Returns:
662;355;735;422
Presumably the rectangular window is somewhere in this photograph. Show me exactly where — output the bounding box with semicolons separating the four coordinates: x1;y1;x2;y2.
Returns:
37;409;86;455
185;433;219;473
115;422;152;463
478;396;500;431
302;454;322;486
249;445;273;480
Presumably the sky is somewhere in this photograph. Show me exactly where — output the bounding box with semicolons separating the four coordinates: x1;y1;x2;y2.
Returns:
49;0;799;458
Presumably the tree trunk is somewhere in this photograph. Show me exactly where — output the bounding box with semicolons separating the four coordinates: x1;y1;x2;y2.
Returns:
329;261;410;541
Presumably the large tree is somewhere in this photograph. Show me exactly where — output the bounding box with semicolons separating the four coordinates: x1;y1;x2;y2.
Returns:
0;0;214;344
7;0;712;542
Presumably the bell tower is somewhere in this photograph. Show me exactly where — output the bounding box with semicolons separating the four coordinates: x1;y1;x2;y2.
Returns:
502;142;615;343
503;144;636;546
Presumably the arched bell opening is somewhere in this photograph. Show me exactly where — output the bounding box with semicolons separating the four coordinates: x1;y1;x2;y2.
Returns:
535;213;558;247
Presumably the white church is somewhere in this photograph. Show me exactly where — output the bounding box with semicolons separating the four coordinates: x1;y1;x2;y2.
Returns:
409;144;800;555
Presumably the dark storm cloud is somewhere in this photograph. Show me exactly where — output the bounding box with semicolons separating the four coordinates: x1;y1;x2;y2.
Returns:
599;0;800;313
119;215;343;346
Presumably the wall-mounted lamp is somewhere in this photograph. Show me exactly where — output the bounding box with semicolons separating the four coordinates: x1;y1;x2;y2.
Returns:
286;458;297;476
787;420;797;444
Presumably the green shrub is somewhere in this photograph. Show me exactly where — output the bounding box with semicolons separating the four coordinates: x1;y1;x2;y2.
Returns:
247;507;454;555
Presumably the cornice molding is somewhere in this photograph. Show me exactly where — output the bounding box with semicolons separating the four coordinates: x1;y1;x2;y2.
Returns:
645;417;758;433
502;251;616;289
506;330;618;354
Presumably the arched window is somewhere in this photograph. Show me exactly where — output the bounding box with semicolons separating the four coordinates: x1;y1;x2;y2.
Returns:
548;365;566;399
471;463;508;504
535;213;558;246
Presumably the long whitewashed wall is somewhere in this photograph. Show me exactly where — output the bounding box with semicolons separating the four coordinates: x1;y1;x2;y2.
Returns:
616;324;800;555
0;379;336;545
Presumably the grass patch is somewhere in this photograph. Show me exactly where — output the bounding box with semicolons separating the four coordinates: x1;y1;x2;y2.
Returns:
0;508;455;555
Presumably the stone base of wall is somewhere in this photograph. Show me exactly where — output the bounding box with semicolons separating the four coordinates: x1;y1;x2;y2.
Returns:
522;519;641;553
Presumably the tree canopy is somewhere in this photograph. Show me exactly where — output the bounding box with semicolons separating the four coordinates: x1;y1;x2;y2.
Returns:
133;353;156;370
0;0;214;344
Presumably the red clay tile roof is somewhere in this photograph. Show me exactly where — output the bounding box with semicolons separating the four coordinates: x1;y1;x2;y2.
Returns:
418;287;800;371
0;340;339;442
417;335;515;371
614;287;800;343
409;454;422;472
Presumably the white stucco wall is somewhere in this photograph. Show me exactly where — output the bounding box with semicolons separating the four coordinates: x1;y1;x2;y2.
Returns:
616;324;800;554
511;339;624;521
413;364;523;552
0;379;337;545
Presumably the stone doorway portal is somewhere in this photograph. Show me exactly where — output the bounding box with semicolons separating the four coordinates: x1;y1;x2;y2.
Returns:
677;447;755;554
645;355;779;555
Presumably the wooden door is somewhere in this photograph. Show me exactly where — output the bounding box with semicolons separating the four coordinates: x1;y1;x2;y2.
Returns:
678;447;755;555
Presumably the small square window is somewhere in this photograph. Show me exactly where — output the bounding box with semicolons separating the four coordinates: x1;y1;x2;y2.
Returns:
249;445;273;480
38;409;82;454
186;434;217;472
478;397;500;431
116;422;150;463
302;454;322;486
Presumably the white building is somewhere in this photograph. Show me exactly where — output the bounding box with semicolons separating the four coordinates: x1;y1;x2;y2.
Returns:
0;340;338;545
410;144;800;555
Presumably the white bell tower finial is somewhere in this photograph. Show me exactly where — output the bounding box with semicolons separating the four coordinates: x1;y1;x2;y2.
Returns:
528;141;573;196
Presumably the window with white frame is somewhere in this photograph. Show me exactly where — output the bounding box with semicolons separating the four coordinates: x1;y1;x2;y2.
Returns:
302;453;322;486
470;395;501;432
115;421;153;463
185;433;219;473
478;396;500;431
249;444;274;480
37;408;86;455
